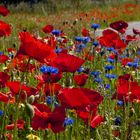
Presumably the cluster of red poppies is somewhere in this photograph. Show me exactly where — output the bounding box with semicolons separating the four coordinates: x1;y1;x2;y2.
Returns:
0;5;140;139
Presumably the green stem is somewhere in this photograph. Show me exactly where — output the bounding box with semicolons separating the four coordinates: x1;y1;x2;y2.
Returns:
13;57;31;140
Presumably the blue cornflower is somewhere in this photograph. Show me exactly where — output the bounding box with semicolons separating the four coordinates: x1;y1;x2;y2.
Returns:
82;37;90;43
138;50;140;55
91;23;100;30
46;96;55;105
52;30;61;36
91;71;100;77
119;55;126;59
77;66;83;73
46;96;59;107
127;62;133;67
115;117;121;125
76;44;86;52
105;74;116;79
134;58;140;63
64;118;74;127
75;36;82;42
117;100;124;106
105;84;110;89
94;77;102;83
0;52;3;55
40;65;58;74
100;51;105;56
105;65;114;70
107;47;114;51
55;48;62;53
113;49;118;55
8;53;14;59
133;62;139;68
107;58;115;63
0;110;4;116
93;41;100;47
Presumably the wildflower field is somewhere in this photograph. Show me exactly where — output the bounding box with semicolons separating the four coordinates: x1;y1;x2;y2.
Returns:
0;1;140;140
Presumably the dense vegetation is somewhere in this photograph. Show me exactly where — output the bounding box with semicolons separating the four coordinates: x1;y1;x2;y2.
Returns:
0;1;139;140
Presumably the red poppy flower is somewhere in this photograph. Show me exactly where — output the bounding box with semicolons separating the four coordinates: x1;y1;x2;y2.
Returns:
98;36;113;47
31;104;49;130
0;72;10;88
133;28;140;35
47;107;66;133
37;83;62;96
0;92;15;103
4;133;12;140
118;74;133;81
109;54;116;59
77;105;97;121
45;36;57;49
58;88;103;109
42;25;54;34
102;29;119;39
98;29;124;48
6;120;25;130
7;81;38;97
112;76;140;102
9;55;29;69
47;53;85;72
82;28;89;37
17;32;56;63
7;47;16;53
0;6;10;16
90;115;104;128
0;54;9;63
0;20;11;37
126;35;138;44
113;39;126;50
110;20;128;33
121;58;133;66
77;106;104;128
17;63;36;73
36;72;63;83
31;104;66;133
83;50;94;61
98;29;119;47
74;74;88;86
44;83;62;96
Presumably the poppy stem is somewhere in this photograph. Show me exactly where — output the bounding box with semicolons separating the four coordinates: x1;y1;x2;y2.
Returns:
13;57;31;140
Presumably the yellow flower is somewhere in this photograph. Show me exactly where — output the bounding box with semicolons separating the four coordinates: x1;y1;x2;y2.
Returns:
26;134;40;140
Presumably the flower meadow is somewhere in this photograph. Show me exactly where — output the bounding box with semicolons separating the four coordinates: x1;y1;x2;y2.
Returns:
0;5;140;140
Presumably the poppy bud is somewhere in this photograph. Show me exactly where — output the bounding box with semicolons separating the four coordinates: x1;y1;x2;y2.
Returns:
25;103;34;118
130;108;135;117
28;95;35;104
65;77;71;87
112;130;120;137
